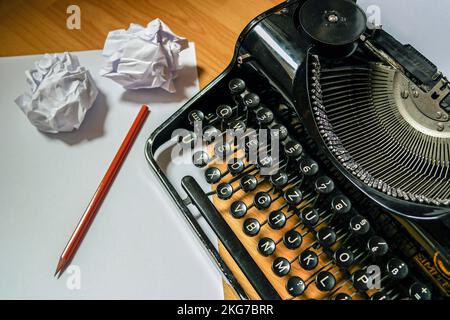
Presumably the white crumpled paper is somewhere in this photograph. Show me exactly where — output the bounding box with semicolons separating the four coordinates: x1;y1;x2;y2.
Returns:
99;18;189;93
15;52;98;133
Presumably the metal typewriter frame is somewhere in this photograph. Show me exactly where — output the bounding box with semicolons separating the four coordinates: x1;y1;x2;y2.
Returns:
145;0;450;299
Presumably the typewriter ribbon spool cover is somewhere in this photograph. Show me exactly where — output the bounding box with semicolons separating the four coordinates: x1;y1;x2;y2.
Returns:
146;0;450;300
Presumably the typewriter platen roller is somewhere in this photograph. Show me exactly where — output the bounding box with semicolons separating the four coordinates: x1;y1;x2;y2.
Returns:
146;0;450;300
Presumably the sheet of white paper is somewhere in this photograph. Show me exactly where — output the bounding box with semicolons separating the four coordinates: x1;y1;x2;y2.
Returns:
0;44;224;299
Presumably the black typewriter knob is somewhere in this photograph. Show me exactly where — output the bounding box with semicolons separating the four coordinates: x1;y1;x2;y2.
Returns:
227;158;245;176
214;142;232;159
228;78;246;95
299;249;319;270
240;174;258;192
254;192;272;210
367;236;389;256
386;258;409;280
299;158;319;176
205;167;221;184
283;230;302;250
230;200;247;219
300;207;320;227
216;183;233;200
352;269;370;292
272;257;291;277
268;210;287;230
315;176;335;194
370;291;390;301
284;187;303;206
286;276;306;297
256;107;274;126
202;126;220;143
284;140;303;158
178;131;197;149
316;227;337;247
188;110;205;126
192;151;209;168
243;218;261;237
216;104;233;120
334;247;354;268
331;195;352;215
257;155;273;169
409;282;432;300
257;237;276;256
271;124;288;141
316;271;336;292
349;215;370;236
334;293;352;300
298;0;367;58
270;171;289;189
243;93;260;109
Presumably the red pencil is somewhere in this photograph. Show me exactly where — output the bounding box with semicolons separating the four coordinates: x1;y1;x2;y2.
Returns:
55;105;150;277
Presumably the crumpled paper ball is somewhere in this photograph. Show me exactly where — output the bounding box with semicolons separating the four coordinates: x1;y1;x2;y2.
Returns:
99;18;189;93
15;52;99;133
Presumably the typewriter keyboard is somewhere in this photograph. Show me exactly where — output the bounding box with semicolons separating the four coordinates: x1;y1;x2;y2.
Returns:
177;74;434;301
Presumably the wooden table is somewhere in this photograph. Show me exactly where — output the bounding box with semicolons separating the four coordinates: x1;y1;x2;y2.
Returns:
0;0;283;299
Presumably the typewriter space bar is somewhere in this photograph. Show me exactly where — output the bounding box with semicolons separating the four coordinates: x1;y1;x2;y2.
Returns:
181;176;281;300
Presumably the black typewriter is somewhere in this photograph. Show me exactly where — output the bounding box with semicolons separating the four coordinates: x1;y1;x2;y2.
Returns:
146;0;450;300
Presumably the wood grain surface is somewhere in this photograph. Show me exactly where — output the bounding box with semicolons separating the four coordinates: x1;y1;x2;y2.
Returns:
0;0;282;88
0;0;283;299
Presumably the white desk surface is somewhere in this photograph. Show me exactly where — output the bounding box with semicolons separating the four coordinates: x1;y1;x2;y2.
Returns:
0;45;224;299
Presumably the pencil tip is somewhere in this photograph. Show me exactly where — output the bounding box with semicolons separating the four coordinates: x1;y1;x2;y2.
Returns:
54;258;65;278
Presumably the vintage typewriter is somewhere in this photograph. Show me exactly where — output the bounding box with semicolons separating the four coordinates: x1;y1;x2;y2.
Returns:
146;0;450;300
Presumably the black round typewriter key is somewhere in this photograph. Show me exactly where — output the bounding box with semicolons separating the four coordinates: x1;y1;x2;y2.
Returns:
240;175;258;193
216;104;233;120
331;195;352;215
284;187;303;206
271;124;288;141
316;271;336;292
299;207;320;227
268;210;286;230
216;183;233;200
270;171;288;189
335;293;352;300
256;107;274;126
283;230;302;250
272;257;291;277
188;110;205;125
371;291;390;300
257;155;273;169
227;159;245;176
192;151;209;168
254;192;272;210
178;131;197;149
299;158;319;176
229;78;246;94
315;176;335;194
386;258;409;280
334;247;354;268
299;250;319;270
229;120;246;134
286;276;306;297
284;140;303;158
243;93;260;108
367;236;389;256
205;167;221;184
349;215;370;236
202;126;220;143
316;227;337;247
257;237;276;257
243;218;261;237
214;142;232;159
409;282;432;300
230;201;247;219
352;269;370;291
